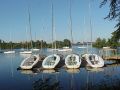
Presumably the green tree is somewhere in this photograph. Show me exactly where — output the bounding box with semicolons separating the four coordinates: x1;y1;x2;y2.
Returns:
100;0;120;42
63;39;71;47
102;38;107;47
93;38;107;48
93;38;102;48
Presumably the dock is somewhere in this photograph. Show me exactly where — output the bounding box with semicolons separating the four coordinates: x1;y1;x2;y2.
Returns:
100;47;120;60
103;56;120;60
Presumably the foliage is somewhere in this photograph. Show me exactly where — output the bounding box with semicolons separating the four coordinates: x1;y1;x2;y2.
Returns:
0;39;71;49
93;38;107;48
100;0;120;20
111;26;120;42
48;39;71;48
93;37;120;48
100;0;120;42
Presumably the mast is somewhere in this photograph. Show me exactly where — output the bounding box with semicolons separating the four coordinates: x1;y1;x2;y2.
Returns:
69;0;73;49
54;22;57;50
51;1;54;49
83;16;85;48
26;26;29;50
34;32;37;49
51;0;56;50
41;26;44;53
88;0;93;53
28;7;33;50
10;33;13;51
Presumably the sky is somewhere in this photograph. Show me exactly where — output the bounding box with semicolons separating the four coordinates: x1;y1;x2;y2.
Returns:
0;0;116;43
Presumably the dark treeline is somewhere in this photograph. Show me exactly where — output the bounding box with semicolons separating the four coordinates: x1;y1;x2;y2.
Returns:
0;39;71;49
93;37;120;48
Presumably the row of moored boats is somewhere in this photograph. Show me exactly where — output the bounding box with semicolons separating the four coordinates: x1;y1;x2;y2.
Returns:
19;53;104;70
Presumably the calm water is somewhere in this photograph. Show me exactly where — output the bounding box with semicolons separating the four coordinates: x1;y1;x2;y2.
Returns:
0;47;120;90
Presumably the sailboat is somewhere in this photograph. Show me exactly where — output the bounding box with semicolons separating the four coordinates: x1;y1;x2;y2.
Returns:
82;54;104;68
20;27;32;54
32;33;40;51
65;54;81;69
20;8;39;70
4;50;15;54
32;48;40;51
82;0;104;68
65;0;81;69
42;1;60;69
78;17;87;49
4;33;15;54
58;46;72;52
20;54;39;69
42;54;60;69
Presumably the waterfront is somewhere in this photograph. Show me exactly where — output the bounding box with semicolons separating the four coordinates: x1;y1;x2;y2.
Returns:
0;47;120;90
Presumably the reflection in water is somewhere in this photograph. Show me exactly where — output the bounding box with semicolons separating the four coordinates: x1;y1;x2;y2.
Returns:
42;69;55;74
85;67;104;72
18;62;120;90
8;54;15;78
10;55;14;77
1;47;120;90
20;70;37;75
33;74;60;90
33;78;60;90
65;69;80;74
20;54;31;58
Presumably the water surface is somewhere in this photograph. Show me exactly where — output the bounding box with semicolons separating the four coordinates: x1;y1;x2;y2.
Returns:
0;47;120;90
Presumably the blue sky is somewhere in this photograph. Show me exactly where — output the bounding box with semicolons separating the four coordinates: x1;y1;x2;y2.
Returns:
0;0;116;43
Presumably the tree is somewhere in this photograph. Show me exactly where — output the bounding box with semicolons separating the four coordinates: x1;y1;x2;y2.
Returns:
102;38;107;46
63;39;71;47
100;0;120;42
93;37;102;48
93;38;107;48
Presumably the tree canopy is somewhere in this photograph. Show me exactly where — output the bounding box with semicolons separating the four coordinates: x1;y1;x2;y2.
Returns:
100;0;120;42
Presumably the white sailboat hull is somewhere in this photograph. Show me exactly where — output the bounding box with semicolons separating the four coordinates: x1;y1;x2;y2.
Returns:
82;54;104;68
32;49;40;51
78;46;87;49
65;54;81;69
4;51;15;54
47;48;59;52
20;54;39;70
58;48;72;52
20;51;32;54
42;54;60;69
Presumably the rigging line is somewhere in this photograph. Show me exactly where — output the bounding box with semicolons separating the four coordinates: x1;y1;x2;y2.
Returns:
28;7;33;50
83;16;88;53
34;32;36;48
52;3;56;50
10;32;12;51
88;0;93;54
54;23;57;50
26;26;29;50
40;26;44;53
69;0;73;50
51;0;57;53
51;0;54;50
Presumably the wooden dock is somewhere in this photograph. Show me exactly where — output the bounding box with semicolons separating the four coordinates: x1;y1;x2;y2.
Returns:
100;47;120;60
103;56;120;60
